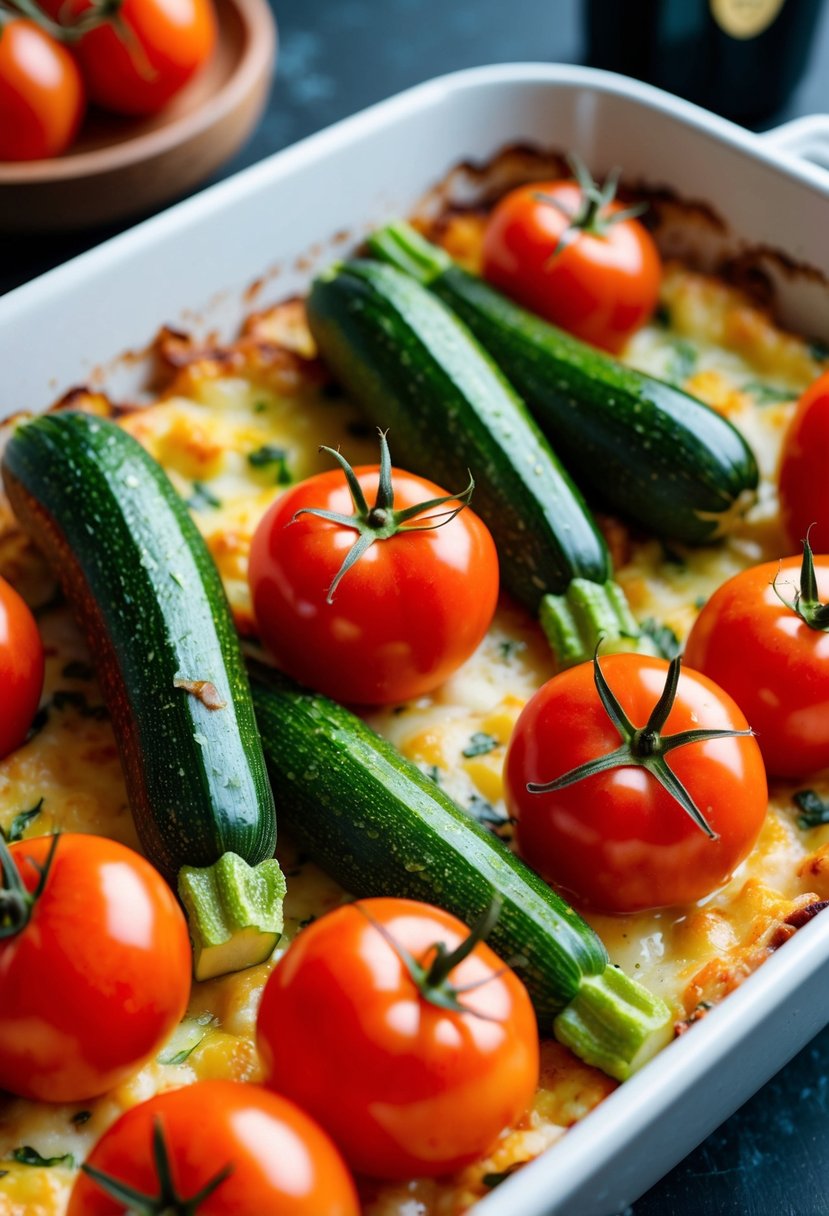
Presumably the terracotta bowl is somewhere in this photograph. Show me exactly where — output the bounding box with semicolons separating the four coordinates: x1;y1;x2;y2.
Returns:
0;0;276;233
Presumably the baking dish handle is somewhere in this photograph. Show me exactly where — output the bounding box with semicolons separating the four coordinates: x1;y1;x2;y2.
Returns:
760;115;829;178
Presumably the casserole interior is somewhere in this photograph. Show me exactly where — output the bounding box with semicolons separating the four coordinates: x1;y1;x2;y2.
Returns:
1;65;829;1216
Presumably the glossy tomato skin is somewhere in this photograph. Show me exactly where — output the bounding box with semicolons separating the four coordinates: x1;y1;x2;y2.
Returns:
0;20;85;161
504;655;767;914
45;0;216;116
0;834;190;1102
482;181;661;354
0;575;44;758
67;1081;359;1216
685;557;829;778
249;466;499;705
779;371;829;552
257;898;539;1179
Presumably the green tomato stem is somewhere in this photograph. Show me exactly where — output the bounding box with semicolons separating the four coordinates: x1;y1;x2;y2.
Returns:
292;429;474;603
773;532;829;630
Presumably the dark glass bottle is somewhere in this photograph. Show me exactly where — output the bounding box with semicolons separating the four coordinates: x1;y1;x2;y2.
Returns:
584;0;824;124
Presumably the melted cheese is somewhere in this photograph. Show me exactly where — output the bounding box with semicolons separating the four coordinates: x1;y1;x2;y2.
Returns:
1;258;827;1216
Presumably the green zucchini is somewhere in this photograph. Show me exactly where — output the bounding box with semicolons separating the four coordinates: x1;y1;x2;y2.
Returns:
2;412;283;979
306;259;610;612
369;223;759;544
249;660;671;1079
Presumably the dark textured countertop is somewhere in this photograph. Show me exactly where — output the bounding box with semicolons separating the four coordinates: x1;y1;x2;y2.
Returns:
3;2;829;1213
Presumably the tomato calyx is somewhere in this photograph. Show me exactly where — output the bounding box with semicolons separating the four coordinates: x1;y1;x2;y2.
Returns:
292;430;475;602
773;532;829;630
355;895;506;1018
535;154;647;257
2;0;156;84
0;830;58;940
82;1117;233;1215
2;0;123;41
527;651;754;839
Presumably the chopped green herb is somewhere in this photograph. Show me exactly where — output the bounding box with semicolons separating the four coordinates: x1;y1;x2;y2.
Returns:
26;706;49;741
70;1111;92;1127
248;443;285;467
462;731;499;758
187;481;222;511
468;793;508;828
423;764;442;786
0;1170;7;1179
247;444;291;485
694;595;708;611
652;303;671;328
660;541;687;568
12;1146;74;1168
157;1039;203;1067
61;660;94;680
497;638;526;661
741;381;797;405
253;400;269;414
1;797;44;843
51;690;108;720
482;1164;523;1188
639;618;681;660
793;789;829;830
665;339;698;386
810;339;829;363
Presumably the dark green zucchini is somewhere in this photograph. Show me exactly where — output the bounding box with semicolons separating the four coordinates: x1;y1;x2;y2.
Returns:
307;259;610;612
369;223;760;544
2;412;284;979
250;660;671;1079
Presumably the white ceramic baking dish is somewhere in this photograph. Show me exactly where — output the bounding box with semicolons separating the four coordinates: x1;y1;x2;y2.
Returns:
2;63;829;1216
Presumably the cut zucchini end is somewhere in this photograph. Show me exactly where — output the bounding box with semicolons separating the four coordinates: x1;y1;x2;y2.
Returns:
178;852;286;982
190;925;282;983
540;579;661;670
367;220;451;284
553;963;674;1082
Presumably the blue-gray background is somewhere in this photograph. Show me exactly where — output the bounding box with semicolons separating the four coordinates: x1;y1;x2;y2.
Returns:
4;2;829;1212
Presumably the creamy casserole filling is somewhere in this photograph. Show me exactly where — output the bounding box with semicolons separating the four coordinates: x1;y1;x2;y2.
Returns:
0;215;827;1216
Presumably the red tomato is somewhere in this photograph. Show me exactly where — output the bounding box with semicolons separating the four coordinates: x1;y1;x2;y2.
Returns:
482;177;661;354
685;555;829;778
779;370;829;551
249;460;499;705
0;834;190;1102
45;0;217;116
257;898;539;1179
504;655;767;913
0;575;44;758
68;1081;359;1216
0;20;85;161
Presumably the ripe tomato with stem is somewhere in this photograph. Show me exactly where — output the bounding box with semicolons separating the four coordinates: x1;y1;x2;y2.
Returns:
504;652;767;913
67;1080;359;1216
482;155;661;354
257;897;539;1179
249;431;499;705
0;833;191;1102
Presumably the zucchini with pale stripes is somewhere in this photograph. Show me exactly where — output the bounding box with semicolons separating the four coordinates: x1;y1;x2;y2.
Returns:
306;258;610;612
369;222;759;544
249;660;672;1080
2;412;284;981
